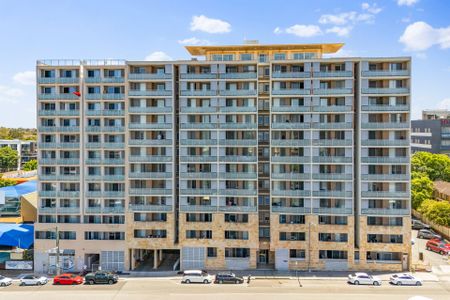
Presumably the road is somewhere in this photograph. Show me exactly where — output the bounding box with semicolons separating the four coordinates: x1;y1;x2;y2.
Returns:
0;278;449;300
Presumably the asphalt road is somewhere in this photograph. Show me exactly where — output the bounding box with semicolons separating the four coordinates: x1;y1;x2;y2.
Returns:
0;278;449;300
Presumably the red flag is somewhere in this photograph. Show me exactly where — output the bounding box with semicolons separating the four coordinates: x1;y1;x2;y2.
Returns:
72;91;81;97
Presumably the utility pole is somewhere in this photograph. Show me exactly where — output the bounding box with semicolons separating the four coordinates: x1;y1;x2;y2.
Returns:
55;226;60;276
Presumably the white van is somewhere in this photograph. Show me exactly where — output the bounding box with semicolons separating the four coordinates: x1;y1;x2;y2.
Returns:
181;270;213;284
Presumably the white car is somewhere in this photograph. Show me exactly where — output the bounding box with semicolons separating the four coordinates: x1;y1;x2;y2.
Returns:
19;274;48;286
0;275;13;287
389;273;422;286
348;272;382;285
181;270;213;284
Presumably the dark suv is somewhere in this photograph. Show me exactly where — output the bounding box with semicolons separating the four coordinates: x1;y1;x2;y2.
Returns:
214;272;244;284
84;271;118;285
412;220;430;230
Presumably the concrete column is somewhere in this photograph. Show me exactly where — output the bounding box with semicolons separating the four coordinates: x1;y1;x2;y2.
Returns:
131;249;136;270
153;249;158;269
159;249;163;262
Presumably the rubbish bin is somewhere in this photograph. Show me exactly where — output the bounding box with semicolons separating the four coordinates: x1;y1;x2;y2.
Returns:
419;252;424;261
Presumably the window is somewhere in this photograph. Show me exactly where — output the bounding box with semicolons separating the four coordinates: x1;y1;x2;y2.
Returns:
225;248;250;258
240;54;253;61
280;232;305;241
274;53;286;60
207;247;217;258
289;249;306;259
319;250;347;260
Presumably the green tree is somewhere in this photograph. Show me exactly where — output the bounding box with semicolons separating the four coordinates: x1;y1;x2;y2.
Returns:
22;159;37;171
0;146;18;172
411;152;450;181
418;199;450;226
0;178;17;187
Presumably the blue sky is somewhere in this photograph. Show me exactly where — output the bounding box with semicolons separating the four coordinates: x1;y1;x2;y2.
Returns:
0;0;449;128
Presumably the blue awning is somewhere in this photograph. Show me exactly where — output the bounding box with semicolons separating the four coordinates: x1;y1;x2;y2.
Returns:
0;223;34;248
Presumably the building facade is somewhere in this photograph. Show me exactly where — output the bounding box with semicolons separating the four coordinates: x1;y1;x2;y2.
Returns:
35;43;411;273
0;139;37;170
411;115;450;154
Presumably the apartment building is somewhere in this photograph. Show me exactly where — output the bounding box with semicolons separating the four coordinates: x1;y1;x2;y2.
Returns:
0;139;37;170
411;110;450;154
34;43;411;273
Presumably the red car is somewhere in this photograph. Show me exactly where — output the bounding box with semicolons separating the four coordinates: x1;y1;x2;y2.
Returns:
53;273;84;285
426;239;450;255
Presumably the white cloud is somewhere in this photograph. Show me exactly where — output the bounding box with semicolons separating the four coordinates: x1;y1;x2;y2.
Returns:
13;71;35;86
285;25;322;37
401;17;411;23
397;0;419;6
178;37;211;45
326;26;352;37
319;12;357;25
190;15;231;34
144;51;173;61
399;21;450;51
273;27;282;34
437;98;450;110
361;3;382;14
323;48;357;58
0;85;24;104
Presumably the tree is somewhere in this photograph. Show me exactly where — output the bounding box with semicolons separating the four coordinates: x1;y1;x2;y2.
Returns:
0;178;17;187
0;147;18;172
418;199;450;226
22;159;37;171
411;152;450;181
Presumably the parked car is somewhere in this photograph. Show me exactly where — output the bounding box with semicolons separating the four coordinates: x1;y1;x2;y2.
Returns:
181;270;213;284
214;272;244;284
84;271;118;285
417;229;442;240
19;275;48;286
412;220;430;230
347;272;382;286
0;275;12;287
53;273;84;285
426;239;450;255
389;274;422;286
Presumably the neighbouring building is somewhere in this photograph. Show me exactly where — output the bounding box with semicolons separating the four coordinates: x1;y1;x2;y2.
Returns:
0;180;37;223
0;139;37;170
433;180;450;203
411;110;450;154
34;42;411;273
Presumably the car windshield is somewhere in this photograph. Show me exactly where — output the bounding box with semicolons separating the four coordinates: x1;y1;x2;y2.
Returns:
0;276;4;279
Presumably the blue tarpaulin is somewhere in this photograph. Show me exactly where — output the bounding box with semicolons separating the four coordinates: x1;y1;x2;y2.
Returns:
0;180;37;198
0;223;34;249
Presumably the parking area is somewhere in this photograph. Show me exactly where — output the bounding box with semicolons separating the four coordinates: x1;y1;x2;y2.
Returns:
412;229;450;269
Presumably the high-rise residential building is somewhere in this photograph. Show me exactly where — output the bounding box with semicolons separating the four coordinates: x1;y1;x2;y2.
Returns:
34;43;411;273
412;110;450;154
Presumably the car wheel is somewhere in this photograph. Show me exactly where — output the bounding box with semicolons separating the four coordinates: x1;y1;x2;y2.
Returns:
203;279;208;284
440;251;445;255
416;281;422;286
108;279;113;285
354;280;359;285
219;280;223;284
1;282;5;287
397;281;402;286
185;279;190;284
20;282;24;286
36;282;41;286
235;280;239;284
373;281;380;286
89;280;95;285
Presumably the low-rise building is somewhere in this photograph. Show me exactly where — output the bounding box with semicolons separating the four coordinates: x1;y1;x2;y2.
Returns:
433;180;450;203
0;139;37;170
412;111;450;154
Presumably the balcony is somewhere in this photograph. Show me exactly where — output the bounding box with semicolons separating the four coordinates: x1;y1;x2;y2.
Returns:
272;206;311;214
180;139;217;146
311;123;352;129
179;205;218;212
313;71;353;78
219;72;257;79
181;123;218;130
271;173;310;180
129;107;172;114
312;140;352;146
180;172;217;179
102;206;125;214
271;123;311;129
361;208;410;215
128;73;172;80
57;207;81;214
312;191;352;198
128;139;172;146
312;157;352;163
361;70;410;77
57;143;81;149
271;106;310;113
361;191;410;198
129;90;172;97
219;89;257;96
181;107;217;113
85;110;125;116
180;73;217;80
39;191;57;197
271;140;310;146
272;72;311;78
219;139;257;146
128;204;173;212
86;142;125;149
219;156;257;163
38;93;79;100
129;123;172;130
220;106;257;113
128;172;172;179
312;174;352;180
362;88;410;94
38;110;80;116
220;189;257;196
313;88;353;95
220;123;257;130
272;190;310;197
218;205;257;212
103;158;125;165
85;93;102;100
180;90;217;97
85;191;124;197
312;207;353;214
38;77;80;84
180;156;216;163
361;104;410;112
312;105;353;112
129;155;172;163
58;191;80;197
272;89;310;95
219;172;258;180
361;157;409;164
179;189;217;195
361;122;409;129
271;156;311;163
361;174;409;181
129;188;172;195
